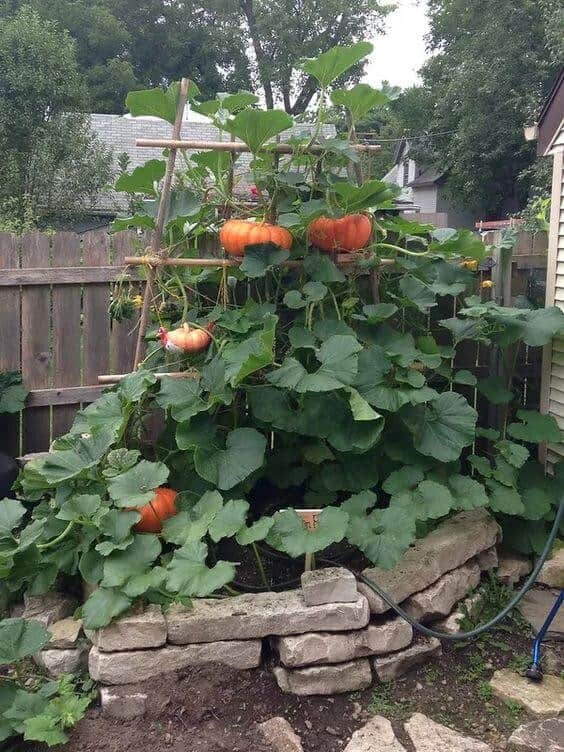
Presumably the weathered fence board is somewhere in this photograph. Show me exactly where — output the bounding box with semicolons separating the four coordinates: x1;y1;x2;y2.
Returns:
1;229;144;454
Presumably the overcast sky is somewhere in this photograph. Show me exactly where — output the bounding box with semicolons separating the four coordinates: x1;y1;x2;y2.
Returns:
365;0;429;89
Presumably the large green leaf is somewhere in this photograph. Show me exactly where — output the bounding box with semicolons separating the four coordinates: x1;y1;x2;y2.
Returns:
0;618;50;665
115;159;166;195
486;480;525;515
224;109;293;153
222;314;278;385
331;83;388;122
155;376;208;422
333;180;396;213
108;460;169;508
74;392;127;437
448;475;490;510
239;245;290;278
235;516;274;545
400;276;436;312
300;41;373;87
101;534;161;587
267;507;349;557
208;499;249;542
477;376;513;405
166;541;235;596
401;392;477;462
430;229;485;260
0;371;28;414
194;428;267;490
507;410;562;443
347;505;416;569
303;253;345;283
383;466;425;495
81;587;132;629
496;440;529;468
126;80;200;123
0;499;25;537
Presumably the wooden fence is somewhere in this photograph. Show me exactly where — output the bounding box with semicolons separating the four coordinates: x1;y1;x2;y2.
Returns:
0;228;549;457
0;229;144;456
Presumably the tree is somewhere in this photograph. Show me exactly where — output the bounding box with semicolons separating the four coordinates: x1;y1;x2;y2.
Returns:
0;7;112;221
237;0;391;112
415;0;559;217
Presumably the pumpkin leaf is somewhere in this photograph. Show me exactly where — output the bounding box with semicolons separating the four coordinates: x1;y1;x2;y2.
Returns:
333;179;397;213
477;376;513;405
267;507;349;557
486;480;525;515
222;314;278;386
166;541;235;596
0;371;28;414
101;534;161;588
223;109;293;153
235;516;274;545
399;276;436;312
300;41;373;87
347;504;415;569
115;159;166;195
239;245;290;278
81;587;132;629
126;80;200;123
448;475;490;510
0;499;26;538
155;377;208;422
507;410;562;443
401;392;477;462
208;499;249;542
0;619;50;665
331;83;388;122
496;440;529;468
194;428;267;490
108;460;169;508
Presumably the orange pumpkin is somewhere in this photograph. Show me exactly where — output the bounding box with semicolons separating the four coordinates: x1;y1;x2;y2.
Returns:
308;214;372;253
134;487;178;533
159;322;214;353
219;219;293;257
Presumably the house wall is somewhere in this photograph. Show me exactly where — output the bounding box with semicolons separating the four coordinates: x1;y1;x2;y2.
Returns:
540;123;564;469
412;185;438;214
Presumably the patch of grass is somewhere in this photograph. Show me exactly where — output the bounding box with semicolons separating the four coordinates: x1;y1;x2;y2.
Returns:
459;574;528;634
423;665;441;684
477;681;493;701
367;684;414;721
461;651;488;682
502;699;525;725
508;652;530;674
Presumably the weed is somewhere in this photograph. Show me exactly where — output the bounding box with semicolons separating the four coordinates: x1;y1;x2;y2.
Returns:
508;653;530;674
367;684;414;721
459;575;528;634
423;665;441;684
477;681;493;701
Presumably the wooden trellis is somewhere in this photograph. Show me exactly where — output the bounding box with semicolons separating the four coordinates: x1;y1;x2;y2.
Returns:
101;79;387;384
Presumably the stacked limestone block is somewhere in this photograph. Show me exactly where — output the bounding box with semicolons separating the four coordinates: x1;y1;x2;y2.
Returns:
85;509;501;712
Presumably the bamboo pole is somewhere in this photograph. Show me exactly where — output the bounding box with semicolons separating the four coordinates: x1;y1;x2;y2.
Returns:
124;255;395;270
132;77;191;369
98;371;198;384
136;138;381;154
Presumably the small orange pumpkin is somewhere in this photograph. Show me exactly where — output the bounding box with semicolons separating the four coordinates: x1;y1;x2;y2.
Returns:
308;214;372;253
219;219;293;257
159;322;214;353
134;487;178;533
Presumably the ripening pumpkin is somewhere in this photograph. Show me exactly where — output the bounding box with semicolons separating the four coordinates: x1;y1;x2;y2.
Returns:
308;214;372;253
134;487;178;533
219;219;293;257
159;322;214;353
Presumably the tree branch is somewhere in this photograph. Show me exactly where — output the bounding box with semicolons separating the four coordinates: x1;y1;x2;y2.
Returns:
239;0;274;109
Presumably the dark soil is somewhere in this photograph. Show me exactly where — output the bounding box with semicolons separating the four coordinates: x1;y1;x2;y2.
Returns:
57;626;562;752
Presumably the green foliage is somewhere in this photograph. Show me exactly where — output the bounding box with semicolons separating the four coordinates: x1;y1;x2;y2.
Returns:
0;372;27;414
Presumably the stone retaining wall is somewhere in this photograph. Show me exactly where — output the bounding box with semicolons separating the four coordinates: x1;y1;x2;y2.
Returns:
28;510;502;715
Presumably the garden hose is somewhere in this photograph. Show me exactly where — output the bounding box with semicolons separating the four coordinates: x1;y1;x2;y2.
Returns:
358;495;564;642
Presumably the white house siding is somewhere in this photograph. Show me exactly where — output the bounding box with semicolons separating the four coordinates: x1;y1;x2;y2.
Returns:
540;121;564;468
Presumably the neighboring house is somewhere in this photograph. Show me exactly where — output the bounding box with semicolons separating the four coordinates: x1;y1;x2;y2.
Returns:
89;108;334;214
384;138;474;229
533;68;564;469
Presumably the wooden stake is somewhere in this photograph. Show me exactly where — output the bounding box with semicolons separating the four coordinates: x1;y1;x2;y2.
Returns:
133;77;191;369
98;371;198;384
136;138;381;154
124;255;395;270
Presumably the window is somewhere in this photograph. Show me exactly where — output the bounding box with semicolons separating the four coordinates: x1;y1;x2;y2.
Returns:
402;159;410;186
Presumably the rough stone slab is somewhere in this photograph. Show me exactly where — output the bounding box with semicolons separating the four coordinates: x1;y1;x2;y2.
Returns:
89;641;262;684
490;669;564;715
23;591;77;626
403;561;481;622
433;593;482;635
359;510;500;614
86;605;166;652
508;717;564;752
373;638;442;681
520;589;563;641
274;618;413;668
47;618;83;649
343;715;406;752
272;659;372;696
34;647;88;677
257;717;304;752
301;567;358;606
477;546;498;571
100;687;147;720
404;713;492;751
497;553;532;585
538;549;564;589
166;591;369;644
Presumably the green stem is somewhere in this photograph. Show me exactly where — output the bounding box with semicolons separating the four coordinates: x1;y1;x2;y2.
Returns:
376;242;430;258
328;287;341;320
252;542;269;587
224;584;239;596
37;521;75;550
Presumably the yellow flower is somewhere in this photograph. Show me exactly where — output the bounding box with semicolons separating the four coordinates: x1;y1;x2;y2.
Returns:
481;280;494;289
132;294;143;309
462;259;478;271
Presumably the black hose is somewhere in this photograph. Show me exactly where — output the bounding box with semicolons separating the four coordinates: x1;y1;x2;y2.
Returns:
359;496;564;641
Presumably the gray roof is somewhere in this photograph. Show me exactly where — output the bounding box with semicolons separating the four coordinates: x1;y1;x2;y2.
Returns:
409;166;445;187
